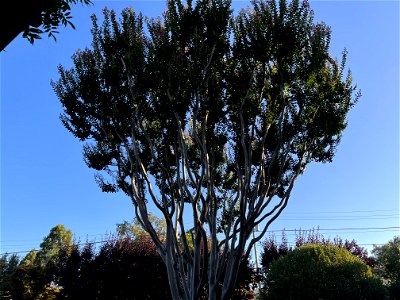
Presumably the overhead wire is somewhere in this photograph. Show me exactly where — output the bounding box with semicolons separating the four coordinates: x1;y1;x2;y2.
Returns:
2;208;398;254
1;226;398;256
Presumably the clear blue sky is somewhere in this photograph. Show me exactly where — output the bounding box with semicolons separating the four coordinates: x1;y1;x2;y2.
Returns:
1;1;399;257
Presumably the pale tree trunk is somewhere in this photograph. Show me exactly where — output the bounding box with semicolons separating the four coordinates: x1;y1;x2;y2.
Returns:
221;255;242;300
164;252;182;300
124;110;308;300
119;24;311;300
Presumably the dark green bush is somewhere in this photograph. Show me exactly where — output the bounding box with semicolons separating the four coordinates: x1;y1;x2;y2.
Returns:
388;281;400;300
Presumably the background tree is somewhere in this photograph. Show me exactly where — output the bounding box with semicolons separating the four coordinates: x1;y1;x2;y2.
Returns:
260;231;291;270
58;243;97;299
53;0;360;298
0;253;20;299
260;244;387;300
0;225;73;299
116;212;167;240
14;250;46;300
372;236;400;300
0;0;92;51
37;224;73;265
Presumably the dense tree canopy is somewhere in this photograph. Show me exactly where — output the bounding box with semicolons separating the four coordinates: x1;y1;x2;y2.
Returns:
53;0;360;298
372;236;400;300
373;236;400;284
0;225;73;299
0;254;20;299
58;236;172;300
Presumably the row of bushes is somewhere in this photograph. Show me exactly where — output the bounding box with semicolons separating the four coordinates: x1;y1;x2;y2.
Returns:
1;224;399;299
59;237;261;300
0;225;259;300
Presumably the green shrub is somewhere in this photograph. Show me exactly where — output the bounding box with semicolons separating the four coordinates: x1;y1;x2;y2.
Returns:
261;244;387;300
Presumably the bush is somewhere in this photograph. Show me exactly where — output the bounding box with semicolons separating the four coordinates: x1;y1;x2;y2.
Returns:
260;244;386;300
388;281;400;300
58;236;259;299
58;236;171;300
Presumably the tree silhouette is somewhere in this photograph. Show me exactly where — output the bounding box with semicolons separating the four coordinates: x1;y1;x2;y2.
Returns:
53;0;360;298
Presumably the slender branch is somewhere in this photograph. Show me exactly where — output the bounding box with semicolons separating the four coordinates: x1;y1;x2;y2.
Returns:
245;151;308;259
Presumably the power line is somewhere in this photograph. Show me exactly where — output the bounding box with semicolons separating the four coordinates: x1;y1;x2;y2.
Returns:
2;211;398;244
2;227;397;248
263;229;400;238
265;226;400;233
282;209;399;215
0;233;107;244
279;215;399;221
0;240;109;256
0;233;134;244
1;226;398;256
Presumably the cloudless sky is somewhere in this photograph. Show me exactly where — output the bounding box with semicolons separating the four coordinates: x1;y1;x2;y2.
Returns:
1;1;399;258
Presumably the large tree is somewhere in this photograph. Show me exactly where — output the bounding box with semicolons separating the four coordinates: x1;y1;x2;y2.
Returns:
53;0;360;299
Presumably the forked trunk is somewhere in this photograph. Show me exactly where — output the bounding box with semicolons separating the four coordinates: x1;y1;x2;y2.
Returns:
221;251;243;300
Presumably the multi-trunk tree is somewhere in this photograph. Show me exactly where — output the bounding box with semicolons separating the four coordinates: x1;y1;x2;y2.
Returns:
53;0;360;299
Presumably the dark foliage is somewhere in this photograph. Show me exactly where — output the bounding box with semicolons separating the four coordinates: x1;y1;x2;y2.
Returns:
261;228;375;271
197;256;261;300
260;231;291;271
372;237;400;300
0;252;59;300
58;235;260;299
388;281;400;300
22;0;92;44
0;0;92;51
58;236;172;300
1;227;260;299
0;254;20;299
230;259;263;300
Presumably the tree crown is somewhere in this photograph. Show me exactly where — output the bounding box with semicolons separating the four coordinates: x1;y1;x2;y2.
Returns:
52;1;360;298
